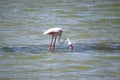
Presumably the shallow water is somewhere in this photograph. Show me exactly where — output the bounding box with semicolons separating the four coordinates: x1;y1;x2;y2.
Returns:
0;0;120;80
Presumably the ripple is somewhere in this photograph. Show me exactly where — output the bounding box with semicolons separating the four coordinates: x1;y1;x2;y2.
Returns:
0;41;120;53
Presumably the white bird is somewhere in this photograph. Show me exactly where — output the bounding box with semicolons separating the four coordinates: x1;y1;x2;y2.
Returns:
43;28;73;51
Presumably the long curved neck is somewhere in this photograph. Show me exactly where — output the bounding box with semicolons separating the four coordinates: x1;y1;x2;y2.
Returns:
58;35;73;50
58;35;66;44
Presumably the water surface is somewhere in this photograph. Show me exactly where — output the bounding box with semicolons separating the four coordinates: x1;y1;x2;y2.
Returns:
0;0;120;80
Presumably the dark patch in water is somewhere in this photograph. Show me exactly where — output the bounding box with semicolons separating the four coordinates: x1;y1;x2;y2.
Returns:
0;45;49;53
91;42;120;50
0;42;120;53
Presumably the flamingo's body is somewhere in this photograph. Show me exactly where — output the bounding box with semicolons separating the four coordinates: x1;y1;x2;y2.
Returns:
43;28;73;51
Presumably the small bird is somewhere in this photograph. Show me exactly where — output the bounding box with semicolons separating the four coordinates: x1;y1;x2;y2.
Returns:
43;28;73;51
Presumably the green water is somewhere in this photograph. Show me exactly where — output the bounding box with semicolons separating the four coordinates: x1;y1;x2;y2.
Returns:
0;0;120;80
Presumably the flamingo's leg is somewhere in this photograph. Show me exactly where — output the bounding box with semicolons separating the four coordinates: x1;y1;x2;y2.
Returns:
53;34;57;50
50;35;54;51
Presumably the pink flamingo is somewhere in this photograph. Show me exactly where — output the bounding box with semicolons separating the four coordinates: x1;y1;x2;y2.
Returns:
43;28;73;51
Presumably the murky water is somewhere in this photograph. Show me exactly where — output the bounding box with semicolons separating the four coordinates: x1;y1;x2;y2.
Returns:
0;0;120;80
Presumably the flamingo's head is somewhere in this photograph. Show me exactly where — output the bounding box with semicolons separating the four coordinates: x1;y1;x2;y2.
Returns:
67;38;73;50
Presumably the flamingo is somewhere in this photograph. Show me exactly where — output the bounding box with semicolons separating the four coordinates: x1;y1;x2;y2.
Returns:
43;28;73;51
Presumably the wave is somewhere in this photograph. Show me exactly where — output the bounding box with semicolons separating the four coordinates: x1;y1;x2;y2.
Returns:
0;42;120;53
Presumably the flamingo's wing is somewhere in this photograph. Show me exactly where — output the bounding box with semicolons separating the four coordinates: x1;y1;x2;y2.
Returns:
43;28;62;35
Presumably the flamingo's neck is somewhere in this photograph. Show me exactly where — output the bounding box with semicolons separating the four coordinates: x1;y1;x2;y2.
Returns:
58;36;73;50
58;35;66;44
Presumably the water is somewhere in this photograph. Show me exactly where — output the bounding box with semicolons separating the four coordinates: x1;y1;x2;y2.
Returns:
0;0;120;80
